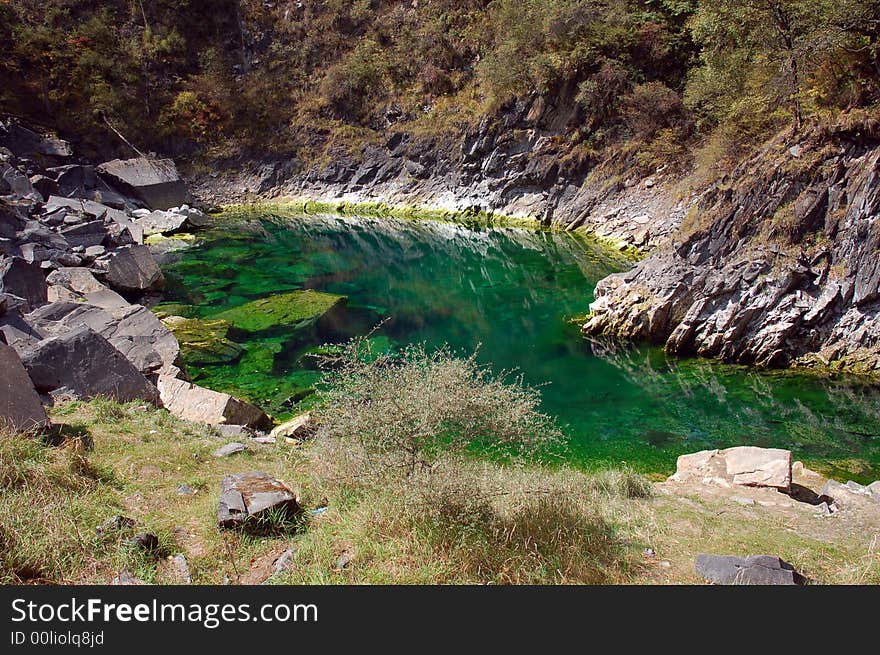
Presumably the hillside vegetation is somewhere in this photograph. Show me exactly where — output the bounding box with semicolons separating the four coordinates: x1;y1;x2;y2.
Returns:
2;1;879;164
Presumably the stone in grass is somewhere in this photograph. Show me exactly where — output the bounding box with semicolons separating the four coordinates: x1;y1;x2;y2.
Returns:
112;570;150;585
273;547;296;575
269;412;315;441
212;290;346;333
176;483;197;496
217;471;300;530
128;532;160;552
167;553;192;584
213;442;248;458
96;515;136;537
695;554;807;585
161;315;243;365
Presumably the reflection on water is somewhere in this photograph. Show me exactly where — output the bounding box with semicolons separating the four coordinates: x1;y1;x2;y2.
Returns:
160;210;880;480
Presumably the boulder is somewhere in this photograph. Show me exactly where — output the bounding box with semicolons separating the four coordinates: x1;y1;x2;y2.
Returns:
26;301;180;378
0;257;47;311
103;244;164;293
269;412;315;441
669;446;792;491
45;196;142;244
217;471;300;530
695;554;806;585
29;174;58;198
213;289;346;333
97;158;189;210
0;342;49;431
19;325;159;403
157;375;270;429
134;209;188;236
59;220;111;249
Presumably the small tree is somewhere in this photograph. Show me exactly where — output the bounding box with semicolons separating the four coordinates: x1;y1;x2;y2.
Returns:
316;339;563;478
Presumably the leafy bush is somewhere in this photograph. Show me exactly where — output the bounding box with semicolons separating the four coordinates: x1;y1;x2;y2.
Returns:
315;338;563;477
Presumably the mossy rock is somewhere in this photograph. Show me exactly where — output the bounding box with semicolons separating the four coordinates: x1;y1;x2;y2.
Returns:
162;316;243;365
212;290;347;333
151;302;197;319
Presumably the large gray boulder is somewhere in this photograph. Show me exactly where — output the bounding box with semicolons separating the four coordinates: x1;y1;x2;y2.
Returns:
695;554;806;585
102;244;164;293
0;257;47;311
0;342;49;431
669;446;792;491
97;158;189;211
157;375;270;429
217;471;300;530
19;325;158;403
26;301;180;378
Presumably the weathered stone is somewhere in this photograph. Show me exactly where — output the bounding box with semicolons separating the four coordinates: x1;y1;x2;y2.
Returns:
30;174;58;198
167;553;192;583
217;471;300;529
695;554;806;585
45;196;142;244
20;325;159;403
96;515;136;536
59;220;110;249
0;342;49;431
135;209;188;236
0;257;47;311
97;158;189;210
111;570;149;585
103;244;164;293
213;442;248;457
26;301;180;377
157;375;270;429
273;547;296;575
669;446;791;491
269;412;315;441
128;532;160;551
46;266;107;295
176;483;197;496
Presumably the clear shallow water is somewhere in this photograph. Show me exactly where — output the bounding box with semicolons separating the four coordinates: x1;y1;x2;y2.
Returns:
159;209;880;480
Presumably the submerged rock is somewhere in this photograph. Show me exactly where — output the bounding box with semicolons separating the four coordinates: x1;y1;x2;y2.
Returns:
212;289;346;333
161;315;242;365
216;471;300;530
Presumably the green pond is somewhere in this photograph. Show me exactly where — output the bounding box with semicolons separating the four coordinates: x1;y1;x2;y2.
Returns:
156;208;880;481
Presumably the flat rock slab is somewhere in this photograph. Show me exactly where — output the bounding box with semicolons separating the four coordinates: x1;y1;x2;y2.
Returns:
0;342;49;431
157;375;270;429
217;471;300;530
695;554;806;585
97;158;189;211
134;209;188;236
213;442;248;458
20;325;159;403
670;446;792;491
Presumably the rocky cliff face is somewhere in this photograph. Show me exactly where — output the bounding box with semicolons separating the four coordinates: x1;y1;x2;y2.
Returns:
191;94;693;252
583;128;880;372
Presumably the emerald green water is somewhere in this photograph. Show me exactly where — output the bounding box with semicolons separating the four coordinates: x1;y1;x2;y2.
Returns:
158;209;880;481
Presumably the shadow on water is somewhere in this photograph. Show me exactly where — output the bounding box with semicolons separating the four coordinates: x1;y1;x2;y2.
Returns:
159;210;880;481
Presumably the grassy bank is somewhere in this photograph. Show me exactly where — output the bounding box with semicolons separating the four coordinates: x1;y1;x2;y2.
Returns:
2;399;877;585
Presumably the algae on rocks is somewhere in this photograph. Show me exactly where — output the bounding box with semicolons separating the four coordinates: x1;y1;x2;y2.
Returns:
212;289;346;333
161;315;243;365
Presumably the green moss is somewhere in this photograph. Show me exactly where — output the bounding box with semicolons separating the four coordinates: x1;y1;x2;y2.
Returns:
212;290;347;333
162;316;243;365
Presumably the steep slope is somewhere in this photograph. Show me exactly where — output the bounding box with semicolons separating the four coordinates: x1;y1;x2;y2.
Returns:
583;121;880;372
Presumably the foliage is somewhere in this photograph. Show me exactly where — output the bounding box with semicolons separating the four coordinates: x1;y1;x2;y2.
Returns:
315;338;563;477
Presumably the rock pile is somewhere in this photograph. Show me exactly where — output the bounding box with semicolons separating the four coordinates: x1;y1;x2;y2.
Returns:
0;117;267;431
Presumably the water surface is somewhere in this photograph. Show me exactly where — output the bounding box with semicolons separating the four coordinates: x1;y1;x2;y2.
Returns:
159;209;880;480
